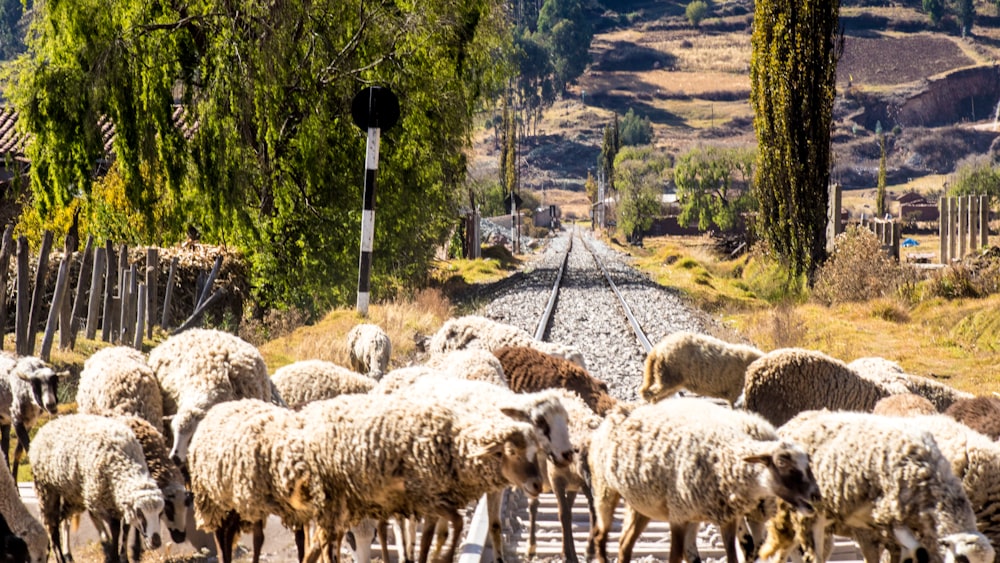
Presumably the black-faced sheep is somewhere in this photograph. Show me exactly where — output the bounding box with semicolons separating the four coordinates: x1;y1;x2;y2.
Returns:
0;353;58;476
641;331;763;405
587;398;820;563
944;396;1000;440
147;328;277;465
759;410;993;563
29;414;165;563
493;345;616;415
76;346;165;433
428;315;587;368
347;323;392;379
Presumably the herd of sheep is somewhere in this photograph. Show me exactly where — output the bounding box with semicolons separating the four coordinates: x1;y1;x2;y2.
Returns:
0;315;996;563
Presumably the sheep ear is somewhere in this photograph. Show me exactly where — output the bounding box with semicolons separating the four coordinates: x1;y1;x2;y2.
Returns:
498;406;531;424
742;451;775;468
469;441;506;459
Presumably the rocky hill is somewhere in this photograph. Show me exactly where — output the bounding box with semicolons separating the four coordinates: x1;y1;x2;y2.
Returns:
471;0;1000;221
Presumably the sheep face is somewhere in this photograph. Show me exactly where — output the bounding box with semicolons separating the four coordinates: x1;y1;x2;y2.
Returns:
162;485;192;544
495;427;544;497
131;495;165;550
500;393;574;468
745;440;820;516
939;532;995;563
16;358;58;414
168;407;205;465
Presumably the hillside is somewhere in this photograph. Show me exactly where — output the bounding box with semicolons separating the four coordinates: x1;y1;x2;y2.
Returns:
471;0;1000;222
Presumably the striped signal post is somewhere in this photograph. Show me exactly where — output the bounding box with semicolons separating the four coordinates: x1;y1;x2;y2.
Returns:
352;86;399;316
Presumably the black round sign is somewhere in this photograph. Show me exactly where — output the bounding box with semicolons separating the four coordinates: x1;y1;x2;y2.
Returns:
351;86;400;131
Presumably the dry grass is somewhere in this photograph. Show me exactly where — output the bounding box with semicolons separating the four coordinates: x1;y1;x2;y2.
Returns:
256;288;453;372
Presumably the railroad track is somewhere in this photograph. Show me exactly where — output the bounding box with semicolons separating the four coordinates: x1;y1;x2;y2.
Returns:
460;226;865;563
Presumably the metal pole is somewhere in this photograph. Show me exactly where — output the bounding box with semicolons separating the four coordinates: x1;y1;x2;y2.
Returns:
357;126;380;316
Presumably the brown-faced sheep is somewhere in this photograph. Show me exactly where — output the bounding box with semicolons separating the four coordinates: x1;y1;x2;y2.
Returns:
493;346;617;415
944;396;1000;440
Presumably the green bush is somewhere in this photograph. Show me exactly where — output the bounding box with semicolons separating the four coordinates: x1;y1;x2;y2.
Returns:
686;0;710;27
620;108;653;146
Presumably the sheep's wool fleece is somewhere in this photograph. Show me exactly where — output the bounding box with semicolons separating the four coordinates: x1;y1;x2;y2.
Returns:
589;400;783;526
187;399;311;531
642;331;763;404
30;414;162;519
494;346;615;415
347;324;392;375
779;410;976;548
78;346;165;432
744;348;889;426
272;360;375;404
0;449;46;562
425;349;507;387
148;328;270;414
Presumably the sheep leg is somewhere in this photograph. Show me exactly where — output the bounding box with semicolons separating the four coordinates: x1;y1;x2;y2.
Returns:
527;494;539;558
351;519;376;563
669;523;690;563
854;529;885;563
418;515;435;563
431;518;449;561
377;519;392;563
554;480;579;563
590;484;620;563
581;482;597;559
0;425;9;476
214;512;241;563
101;516;123;563
618;507;650;563
252;520;265;563
683;523;702;563
440;508;464;563
486;491;504;562
720;520;741;563
11;422;29;477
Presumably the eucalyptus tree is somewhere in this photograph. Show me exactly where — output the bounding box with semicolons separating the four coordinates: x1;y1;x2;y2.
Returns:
8;0;511;313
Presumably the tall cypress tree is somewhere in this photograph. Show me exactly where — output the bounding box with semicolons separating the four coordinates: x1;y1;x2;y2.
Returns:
750;0;843;279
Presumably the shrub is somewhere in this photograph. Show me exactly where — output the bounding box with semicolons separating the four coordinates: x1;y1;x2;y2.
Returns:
812;226;911;304
620;108;653;146
740;242;808;304
686;0;710;27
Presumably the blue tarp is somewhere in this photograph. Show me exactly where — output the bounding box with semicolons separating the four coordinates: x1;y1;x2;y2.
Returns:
902;238;920;247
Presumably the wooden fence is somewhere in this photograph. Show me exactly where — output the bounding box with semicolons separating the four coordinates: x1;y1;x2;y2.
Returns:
0;226;228;361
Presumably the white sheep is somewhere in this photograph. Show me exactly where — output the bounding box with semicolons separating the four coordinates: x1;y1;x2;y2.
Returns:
849;356;973;411
759;410;994;563
524;388;602;563
871;393;938;417
0;353;59;476
0;450;46;563
428;315;587;368
271;360;376;405
425;348;508;387
29;414;165;563
587;398;820;563
77;346;165;432
347;323;392;379
641;331;763;405
743;348;893;426
187;399;312;563
147;328;278;464
298;392;544;563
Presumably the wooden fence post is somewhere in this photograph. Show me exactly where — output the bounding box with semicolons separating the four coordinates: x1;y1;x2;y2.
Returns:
67;235;94;349
14;237;29;355
86;247;106;340
58;236;75;350
26;231;53;355
40;244;72;362
0;225;14;350
101;242;117;342
119;266;132;345
146;248;158;339
134;283;146;349
161;257;178;330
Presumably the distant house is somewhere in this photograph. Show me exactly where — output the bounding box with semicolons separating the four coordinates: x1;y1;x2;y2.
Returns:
900;203;940;222
897;192;929;206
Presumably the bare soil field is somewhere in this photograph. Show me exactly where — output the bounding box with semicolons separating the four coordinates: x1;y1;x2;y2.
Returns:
837;32;976;87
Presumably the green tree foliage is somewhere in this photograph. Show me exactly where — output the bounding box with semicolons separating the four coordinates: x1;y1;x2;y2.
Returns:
620;108;653;146
599;115;621;192
585;170;598;204
8;0;511;315
686;0;711;27
614;155;664;243
924;0;944;25
876;129;887;218
949;154;1000;210
536;0;593;93
956;0;975;36
674;146;756;231
750;0;842;279
0;0;26;60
